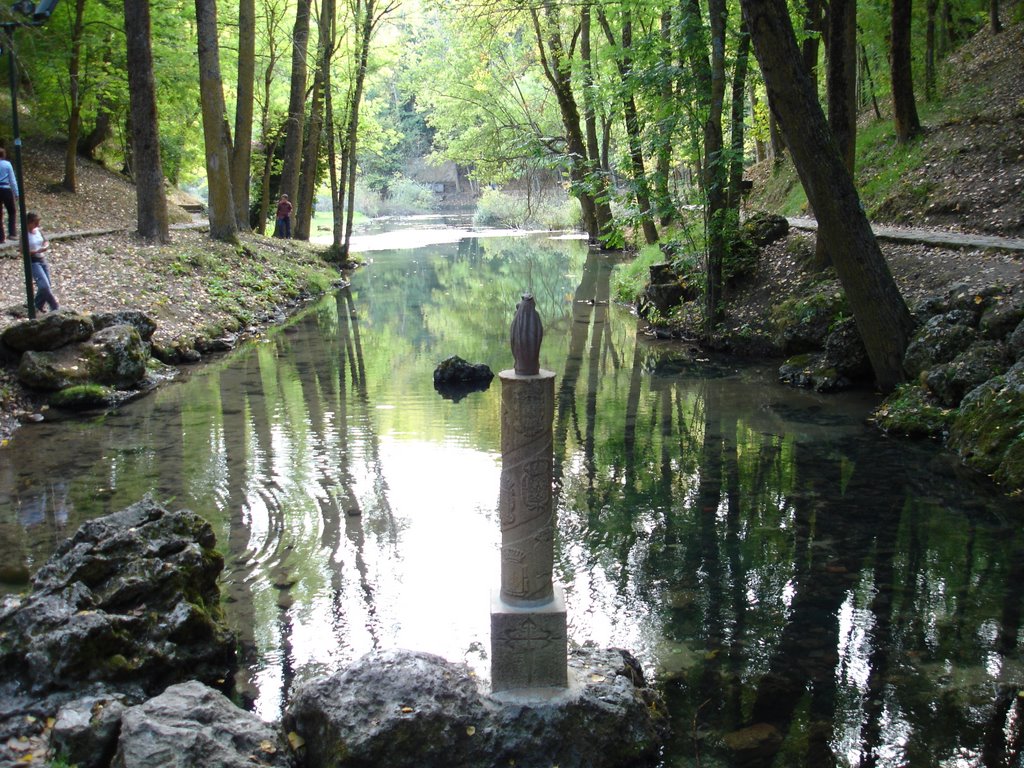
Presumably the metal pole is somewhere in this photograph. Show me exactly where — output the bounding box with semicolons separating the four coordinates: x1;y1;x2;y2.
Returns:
3;24;33;319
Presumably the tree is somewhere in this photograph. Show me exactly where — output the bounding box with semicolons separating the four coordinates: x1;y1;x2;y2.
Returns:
195;0;238;242
254;0;288;234
340;0;399;254
801;0;824;86
890;0;921;143
826;0;858;172
813;0;857;266
530;0;613;246
597;7;658;245
61;0;86;192
278;0;311;207
232;0;256;231
680;0;729;329
123;0;169;241
295;0;334;241
740;0;915;390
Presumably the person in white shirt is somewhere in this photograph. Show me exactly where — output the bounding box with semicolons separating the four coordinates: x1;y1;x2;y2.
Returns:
27;212;58;312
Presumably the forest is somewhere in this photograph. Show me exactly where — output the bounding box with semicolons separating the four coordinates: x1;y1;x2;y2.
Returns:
2;0;1015;388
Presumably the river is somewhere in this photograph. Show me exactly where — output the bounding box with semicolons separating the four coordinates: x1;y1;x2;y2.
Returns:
1;222;1022;767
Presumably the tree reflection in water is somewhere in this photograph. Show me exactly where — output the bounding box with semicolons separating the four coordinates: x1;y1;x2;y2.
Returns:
0;232;1021;764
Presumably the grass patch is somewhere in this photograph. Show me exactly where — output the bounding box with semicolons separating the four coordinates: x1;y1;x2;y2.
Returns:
612;243;666;304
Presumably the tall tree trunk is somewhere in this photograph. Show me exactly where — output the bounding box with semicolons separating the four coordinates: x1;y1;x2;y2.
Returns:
124;0;169;241
683;0;728;330
826;0;858;173
990;0;1001;33
801;0;823;87
295;0;333;241
278;0;311;205
580;3;609;241
61;0;86;192
342;0;380;256
255;4;283;234
815;0;857;266
740;0;915;391
748;82;767;163
727;23;751;211
326;82;343;250
195;0;238;242
860;40;883;118
598;9;658;244
925;0;938;100
532;3;611;246
654;8;677;225
891;0;921;143
232;0;256;230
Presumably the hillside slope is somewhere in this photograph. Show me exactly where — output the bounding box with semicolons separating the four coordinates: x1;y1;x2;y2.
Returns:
748;16;1023;239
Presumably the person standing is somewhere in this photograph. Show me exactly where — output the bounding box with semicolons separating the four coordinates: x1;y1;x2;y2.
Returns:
275;194;293;239
27;212;58;313
0;148;19;243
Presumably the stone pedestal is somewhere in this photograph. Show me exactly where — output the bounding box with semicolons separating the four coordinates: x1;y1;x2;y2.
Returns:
490;587;568;692
491;368;568;692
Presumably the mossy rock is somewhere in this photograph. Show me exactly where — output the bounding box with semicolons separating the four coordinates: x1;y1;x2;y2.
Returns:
948;361;1024;492
740;211;789;247
49;383;116;410
871;384;953;438
923;340;1009;408
771;290;848;354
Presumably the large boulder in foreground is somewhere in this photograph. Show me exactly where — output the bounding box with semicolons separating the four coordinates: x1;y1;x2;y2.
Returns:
17;324;148;391
285;648;666;768
0;498;236;697
113;681;292;768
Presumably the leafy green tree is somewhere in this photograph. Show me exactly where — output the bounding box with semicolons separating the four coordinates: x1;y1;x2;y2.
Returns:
740;0;915;390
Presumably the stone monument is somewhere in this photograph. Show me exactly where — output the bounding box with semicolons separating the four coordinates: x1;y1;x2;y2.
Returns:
490;294;568;692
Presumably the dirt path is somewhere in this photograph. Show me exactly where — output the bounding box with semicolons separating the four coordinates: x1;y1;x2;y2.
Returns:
788;217;1024;253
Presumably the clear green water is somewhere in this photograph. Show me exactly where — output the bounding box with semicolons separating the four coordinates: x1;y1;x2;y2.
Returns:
1;230;1022;766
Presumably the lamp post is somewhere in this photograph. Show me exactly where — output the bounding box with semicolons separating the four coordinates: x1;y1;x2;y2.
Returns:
3;0;59;319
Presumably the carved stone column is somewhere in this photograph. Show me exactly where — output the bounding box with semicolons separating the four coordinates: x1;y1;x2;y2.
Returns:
491;295;567;693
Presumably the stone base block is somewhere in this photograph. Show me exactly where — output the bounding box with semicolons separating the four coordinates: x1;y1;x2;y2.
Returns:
490;587;568;692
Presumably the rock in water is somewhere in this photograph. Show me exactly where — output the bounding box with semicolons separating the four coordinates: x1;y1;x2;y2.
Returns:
433;355;494;401
0;497;236;697
285;647;666;768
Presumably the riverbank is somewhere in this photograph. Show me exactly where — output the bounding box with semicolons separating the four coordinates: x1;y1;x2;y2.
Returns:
0;226;346;442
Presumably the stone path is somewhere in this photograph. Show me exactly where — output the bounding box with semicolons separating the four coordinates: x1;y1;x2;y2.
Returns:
0;221;206;251
789;216;1024;253
2;217;1022;254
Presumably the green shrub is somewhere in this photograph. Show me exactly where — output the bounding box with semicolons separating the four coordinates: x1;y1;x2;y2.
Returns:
380;177;436;216
612;243;665;304
473;189;581;230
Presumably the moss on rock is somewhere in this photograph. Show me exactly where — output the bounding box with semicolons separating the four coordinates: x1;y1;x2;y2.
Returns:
948;361;1024;492
871;384;953;438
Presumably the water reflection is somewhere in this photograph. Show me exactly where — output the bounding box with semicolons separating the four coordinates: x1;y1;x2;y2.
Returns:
1;232;1022;765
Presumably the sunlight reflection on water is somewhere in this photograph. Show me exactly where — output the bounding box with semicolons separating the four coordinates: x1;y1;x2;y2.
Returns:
2;227;1023;766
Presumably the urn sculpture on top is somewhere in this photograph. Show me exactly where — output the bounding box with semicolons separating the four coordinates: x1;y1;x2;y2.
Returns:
510;293;542;376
